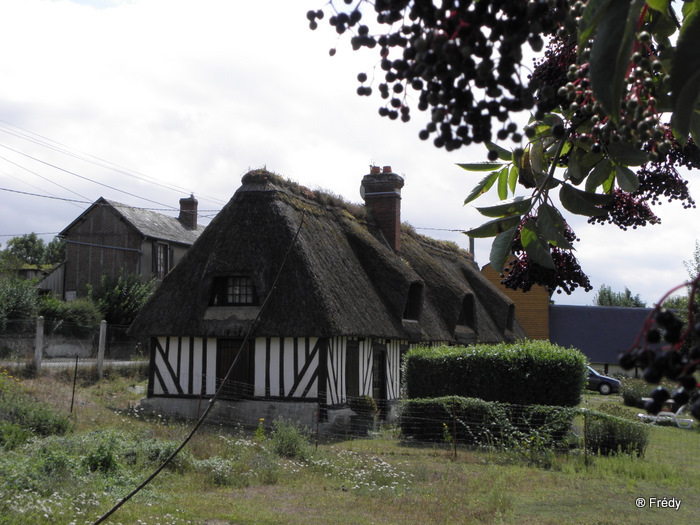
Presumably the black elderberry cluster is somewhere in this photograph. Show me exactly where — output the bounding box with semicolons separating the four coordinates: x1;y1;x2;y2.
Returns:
634;163;696;209
587;189;661;230
619;308;700;419
310;0;573;149
501;217;592;295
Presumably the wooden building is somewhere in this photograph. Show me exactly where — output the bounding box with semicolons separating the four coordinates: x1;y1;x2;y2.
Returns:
55;195;204;299
481;260;551;340
129;167;526;429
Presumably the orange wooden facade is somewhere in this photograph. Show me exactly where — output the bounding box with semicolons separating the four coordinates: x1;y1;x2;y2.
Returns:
480;262;550;340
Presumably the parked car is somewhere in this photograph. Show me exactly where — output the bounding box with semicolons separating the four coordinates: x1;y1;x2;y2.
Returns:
586;366;621;395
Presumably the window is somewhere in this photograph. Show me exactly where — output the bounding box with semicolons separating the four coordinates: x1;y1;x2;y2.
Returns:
403;282;423;321
210;276;257;306
152;242;171;279
457;294;476;329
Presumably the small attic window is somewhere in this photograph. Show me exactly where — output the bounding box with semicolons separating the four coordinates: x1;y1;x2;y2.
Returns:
403;282;423;321
210;276;257;306
457;294;476;329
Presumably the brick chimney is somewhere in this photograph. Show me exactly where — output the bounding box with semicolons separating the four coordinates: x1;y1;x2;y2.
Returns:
179;194;198;229
361;166;404;253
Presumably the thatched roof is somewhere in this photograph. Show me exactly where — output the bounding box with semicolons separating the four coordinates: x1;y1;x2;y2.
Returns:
129;170;525;343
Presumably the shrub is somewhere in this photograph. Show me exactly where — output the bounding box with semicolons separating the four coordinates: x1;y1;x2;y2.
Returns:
403;342;588;407
0;278;39;333
399;396;577;448
88;271;155;326
620;378;649;407
270;419;312;460
40;295;102;338
585;410;650;457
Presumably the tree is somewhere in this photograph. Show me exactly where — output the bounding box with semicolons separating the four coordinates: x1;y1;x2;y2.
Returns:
44;237;66;266
0;234;64;268
594;284;647;307
1;233;46;267
88;271;156;326
310;1;700;294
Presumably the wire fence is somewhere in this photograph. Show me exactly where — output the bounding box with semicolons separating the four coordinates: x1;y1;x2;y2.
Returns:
0;317;147;364
12;361;699;466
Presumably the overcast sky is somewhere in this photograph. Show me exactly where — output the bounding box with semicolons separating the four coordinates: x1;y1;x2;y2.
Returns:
0;0;698;307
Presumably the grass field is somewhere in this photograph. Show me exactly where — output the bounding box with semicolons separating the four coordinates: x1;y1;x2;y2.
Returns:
1;364;698;525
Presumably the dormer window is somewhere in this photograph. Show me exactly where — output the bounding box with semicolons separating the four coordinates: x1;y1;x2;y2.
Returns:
403;282;423;321
210;276;257;306
457;294;476;329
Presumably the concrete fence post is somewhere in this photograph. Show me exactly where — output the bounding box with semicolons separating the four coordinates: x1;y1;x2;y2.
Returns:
97;320;107;379
33;316;44;373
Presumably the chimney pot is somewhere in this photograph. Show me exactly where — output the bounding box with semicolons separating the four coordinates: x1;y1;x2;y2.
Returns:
370;165;381;174
382;165;392;173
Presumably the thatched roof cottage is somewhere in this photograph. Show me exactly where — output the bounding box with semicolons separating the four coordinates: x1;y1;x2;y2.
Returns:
130;167;526;429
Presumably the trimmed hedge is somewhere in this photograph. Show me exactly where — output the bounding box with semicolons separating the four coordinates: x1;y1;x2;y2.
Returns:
585;410;650;457
399;396;577;447
403;341;588;407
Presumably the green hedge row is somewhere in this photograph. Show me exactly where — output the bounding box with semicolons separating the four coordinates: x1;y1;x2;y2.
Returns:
399;396;577;447
585;410;650;457
403;341;588;407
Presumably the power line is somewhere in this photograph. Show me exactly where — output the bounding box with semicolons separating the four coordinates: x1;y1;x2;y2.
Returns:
0;142;179;210
0;186;221;213
0;120;229;207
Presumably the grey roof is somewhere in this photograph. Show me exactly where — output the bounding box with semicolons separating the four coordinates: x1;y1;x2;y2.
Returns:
548;304;658;363
60;198;205;246
130;170;526;343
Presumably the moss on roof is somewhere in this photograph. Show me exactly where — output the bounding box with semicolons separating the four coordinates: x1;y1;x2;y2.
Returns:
130;169;522;343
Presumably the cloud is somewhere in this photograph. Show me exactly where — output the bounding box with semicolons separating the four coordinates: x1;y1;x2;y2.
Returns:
0;0;697;307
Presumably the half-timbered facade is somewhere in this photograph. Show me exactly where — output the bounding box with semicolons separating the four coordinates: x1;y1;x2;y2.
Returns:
130;168;526;429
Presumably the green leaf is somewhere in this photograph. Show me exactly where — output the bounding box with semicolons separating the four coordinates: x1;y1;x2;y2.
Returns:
691;110;700;145
520;219;555;269
464;171;500;205
497;167;509;200
457;162;504;172
476;196;533;218
645;0;669;11
585;159;614;191
466;216;522;238
537;204;573;249
606;141;650;166
615;164;640;192
589;0;645;121
566;148;589;185
489;227;518;274
578;0;614;49
508;164;518;194
559;184;613;216
531;139;544;176
485;141;512;162
670;10;700;139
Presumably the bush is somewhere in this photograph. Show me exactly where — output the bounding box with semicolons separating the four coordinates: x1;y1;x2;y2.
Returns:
399;396;577;448
40;295;102;338
585;410;650;457
88;271;155;326
270;419;312;460
0;278;39;333
403;342;588;407
620;378;649;407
